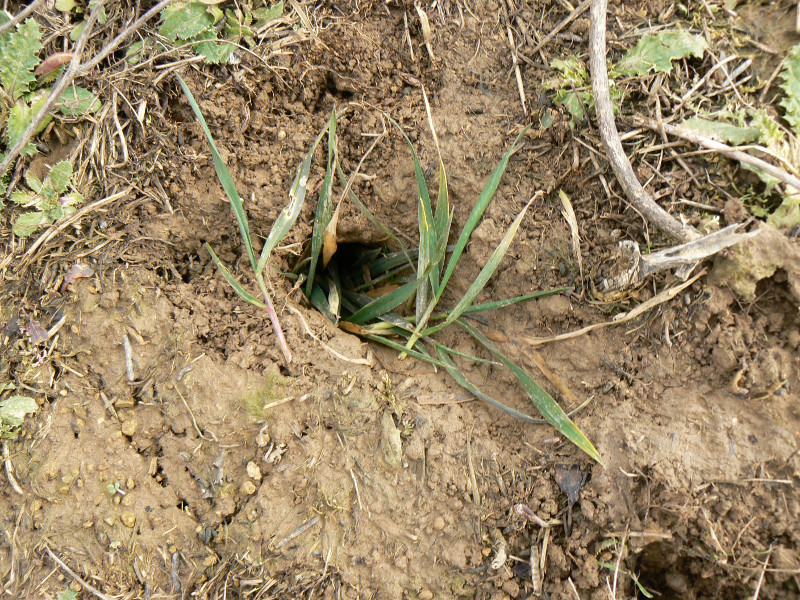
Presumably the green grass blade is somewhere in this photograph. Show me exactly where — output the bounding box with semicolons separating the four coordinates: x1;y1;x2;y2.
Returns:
435;345;546;424
438;125;531;296
178;75;256;272
346;276;424;325
362;334;448;368
386;116;438;319
258;119;330;275
425;195;535;336
434;287;570;318
309;283;338;323
367;249;417;274
306;110;337;296
205;243;266;308
334;158;416;274
457;319;602;464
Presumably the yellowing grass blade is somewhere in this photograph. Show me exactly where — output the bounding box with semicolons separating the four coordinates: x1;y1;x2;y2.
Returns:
258;119;330;275
306;110;337;296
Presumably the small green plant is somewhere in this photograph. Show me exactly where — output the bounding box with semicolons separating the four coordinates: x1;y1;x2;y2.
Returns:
676;41;800;229
177;73;318;363
0;12;101;191
9;160;84;237
181;70;600;461
106;481;125;496
159;1;284;64
0;392;38;438
298;105;601;463
545;29;706;122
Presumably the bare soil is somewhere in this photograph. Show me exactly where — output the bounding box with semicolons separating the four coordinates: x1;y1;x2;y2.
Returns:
1;1;799;599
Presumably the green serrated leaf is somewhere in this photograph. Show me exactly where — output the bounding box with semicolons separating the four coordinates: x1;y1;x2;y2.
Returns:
159;2;215;41
615;29;707;77
6;96;52;156
554;89;588;121
253;1;284;28
191;29;235;65
548;56;589;88
13;211;45;237
58;84;102;116
48;160;73;193
56;588;79;600
55;0;77;11
779;44;800;134
24;170;42;193
10;190;35;205
0;18;43;100
681;117;760;145
69;20;86;42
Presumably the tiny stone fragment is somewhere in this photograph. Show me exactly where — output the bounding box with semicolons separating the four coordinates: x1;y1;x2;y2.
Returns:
240;480;257;495
121;419;136;437
246;461;262;480
121;513;136;528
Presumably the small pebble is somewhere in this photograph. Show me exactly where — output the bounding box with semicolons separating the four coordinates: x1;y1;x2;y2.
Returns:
433;516;445;530
277;130;287;140
121;419;136;436
121;513;136;528
419;590;433;600
104;516;116;527
240;481;257;495
126;478;135;490
246;461;262;481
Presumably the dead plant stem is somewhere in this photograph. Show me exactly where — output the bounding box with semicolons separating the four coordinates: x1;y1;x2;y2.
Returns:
589;0;699;242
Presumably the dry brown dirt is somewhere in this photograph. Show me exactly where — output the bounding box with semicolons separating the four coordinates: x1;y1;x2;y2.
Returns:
1;1;799;599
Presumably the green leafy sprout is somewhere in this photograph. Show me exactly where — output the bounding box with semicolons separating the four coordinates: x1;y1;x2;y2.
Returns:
545;28;707;122
675;42;800;229
10;160;84;237
158;1;284;65
179;74;601;463
0;393;38;438
0;11;102;193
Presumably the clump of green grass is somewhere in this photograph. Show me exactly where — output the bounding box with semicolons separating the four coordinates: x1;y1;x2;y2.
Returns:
179;73;600;463
299;99;601;464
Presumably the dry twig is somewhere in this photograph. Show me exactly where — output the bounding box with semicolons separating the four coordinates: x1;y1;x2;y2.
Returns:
635;117;800;192
589;0;699;242
44;546;114;600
